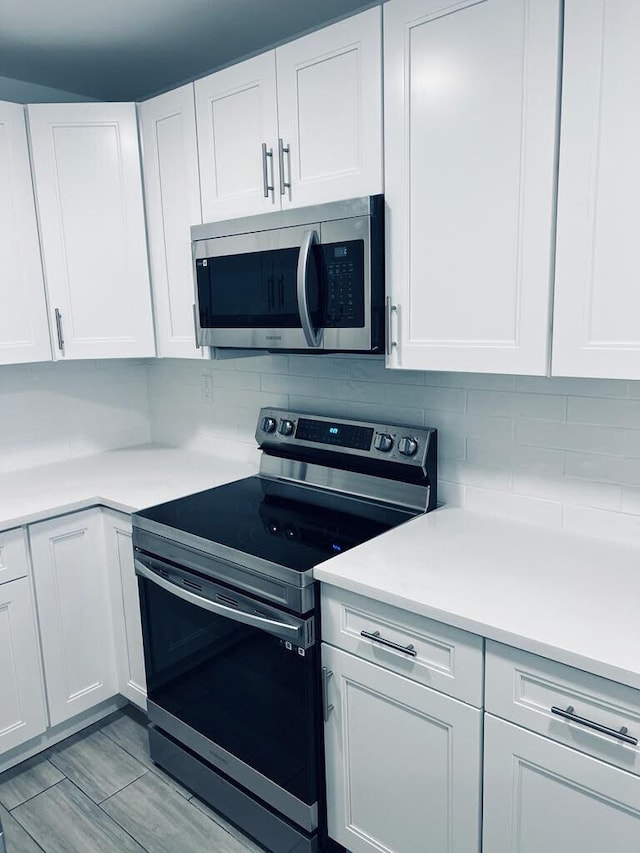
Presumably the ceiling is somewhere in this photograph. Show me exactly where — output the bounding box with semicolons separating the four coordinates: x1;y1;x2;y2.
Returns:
0;0;376;101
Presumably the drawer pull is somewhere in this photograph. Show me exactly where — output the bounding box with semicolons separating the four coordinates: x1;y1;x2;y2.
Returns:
360;629;417;657
551;705;638;746
322;667;334;722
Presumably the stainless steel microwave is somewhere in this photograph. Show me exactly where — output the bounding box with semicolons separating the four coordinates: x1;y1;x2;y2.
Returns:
191;195;384;353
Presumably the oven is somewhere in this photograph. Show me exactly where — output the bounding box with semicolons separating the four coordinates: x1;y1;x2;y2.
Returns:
132;408;437;853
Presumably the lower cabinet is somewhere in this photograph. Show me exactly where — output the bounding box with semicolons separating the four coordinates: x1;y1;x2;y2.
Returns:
0;576;47;752
483;714;640;852
322;643;482;853
29;508;118;726
103;510;146;709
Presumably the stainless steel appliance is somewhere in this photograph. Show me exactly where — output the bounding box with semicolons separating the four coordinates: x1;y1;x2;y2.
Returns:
191;196;385;353
132;408;437;853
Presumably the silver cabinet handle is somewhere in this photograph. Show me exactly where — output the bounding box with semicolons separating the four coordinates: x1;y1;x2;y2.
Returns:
385;297;397;356
551;705;638;746
361;629;417;657
54;308;64;352
296;229;322;348
278;138;291;195
261;143;274;198
192;303;200;349
135;559;302;641
322;667;334;722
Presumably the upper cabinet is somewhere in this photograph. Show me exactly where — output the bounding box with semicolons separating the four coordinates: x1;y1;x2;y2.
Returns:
195;7;382;223
139;85;205;359
384;0;561;375
28;102;155;360
0;101;51;365
552;0;640;379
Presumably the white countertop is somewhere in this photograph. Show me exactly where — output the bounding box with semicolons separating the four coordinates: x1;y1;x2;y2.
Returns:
0;443;258;531
314;506;640;691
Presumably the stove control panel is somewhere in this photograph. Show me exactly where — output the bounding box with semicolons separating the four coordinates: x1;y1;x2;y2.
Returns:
256;407;436;469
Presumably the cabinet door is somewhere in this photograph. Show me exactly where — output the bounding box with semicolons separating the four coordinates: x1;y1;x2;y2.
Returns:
552;0;640;379
384;0;560;374
323;643;481;853
195;52;279;221
0;101;51;365
29;509;118;726
139;85;205;359
27;102;155;360
275;7;382;209
0;577;47;753
483;714;640;853
103;510;146;710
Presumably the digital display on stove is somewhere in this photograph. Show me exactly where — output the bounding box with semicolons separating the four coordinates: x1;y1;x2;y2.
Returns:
295;418;373;450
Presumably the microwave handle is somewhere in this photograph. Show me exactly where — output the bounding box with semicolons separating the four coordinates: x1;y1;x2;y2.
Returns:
297;229;322;348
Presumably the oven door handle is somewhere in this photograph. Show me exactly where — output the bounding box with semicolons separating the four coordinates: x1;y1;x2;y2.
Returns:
135;559;304;642
296;229;322;348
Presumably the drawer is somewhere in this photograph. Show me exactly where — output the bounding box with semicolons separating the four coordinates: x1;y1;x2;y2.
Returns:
321;585;484;707
486;641;640;776
0;528;30;586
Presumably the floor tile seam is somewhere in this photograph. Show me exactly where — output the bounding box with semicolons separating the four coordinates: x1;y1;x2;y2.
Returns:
1;769;66;813
0;805;48;853
98;718;155;770
95;766;151;806
8;776;70;819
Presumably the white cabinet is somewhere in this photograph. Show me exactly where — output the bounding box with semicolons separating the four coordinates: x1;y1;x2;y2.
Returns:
103;510;146;709
29;509;118;726
195;7;382;222
0;576;47;753
27;102;155;360
0;101;51;365
139;84;204;359
552;0;640;379
323;643;482;853
275;8;382;210
483;714;640;852
384;0;560;375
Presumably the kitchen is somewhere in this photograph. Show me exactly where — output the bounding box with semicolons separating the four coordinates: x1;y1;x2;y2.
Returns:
1;0;640;851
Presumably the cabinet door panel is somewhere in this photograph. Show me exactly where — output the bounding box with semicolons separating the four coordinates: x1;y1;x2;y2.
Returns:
103;511;146;709
195;52;279;221
483;714;640;853
385;0;560;374
323;643;481;853
0;577;47;753
29;510;117;725
140;85;204;359
28;103;155;360
276;7;382;208
0;101;51;365
553;0;640;378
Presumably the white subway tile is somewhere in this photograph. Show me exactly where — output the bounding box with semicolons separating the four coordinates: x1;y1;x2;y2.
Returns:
562;505;640;546
437;432;466;462
517;376;630;398
423;410;513;442
567;396;640;428
423;372;517;391
621;486;640;515
212;370;261;391
316;378;380;403
515;419;625;454
348;402;424;426
439;460;511;491
233;354;289;374
512;472;621;511
465;486;563;528
564;451;627;485
354;361;425;385
468;390;565;421
437;480;465;507
466;439;563;476
262;373;317;396
288;396;351;418
288;355;352;379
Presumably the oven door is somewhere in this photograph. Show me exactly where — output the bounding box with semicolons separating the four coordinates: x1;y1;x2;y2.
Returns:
135;554;319;831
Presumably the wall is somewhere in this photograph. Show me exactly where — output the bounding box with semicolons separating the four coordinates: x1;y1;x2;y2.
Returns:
0;360;150;473
0;76;93;103
148;355;640;545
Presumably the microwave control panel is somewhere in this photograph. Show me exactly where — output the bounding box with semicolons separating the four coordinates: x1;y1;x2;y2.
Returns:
323;240;365;328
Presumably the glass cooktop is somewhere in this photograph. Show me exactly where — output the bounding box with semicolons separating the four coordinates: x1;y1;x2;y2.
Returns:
136;475;415;573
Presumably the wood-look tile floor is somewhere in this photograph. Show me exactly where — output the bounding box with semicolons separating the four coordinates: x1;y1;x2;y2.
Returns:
0;707;264;853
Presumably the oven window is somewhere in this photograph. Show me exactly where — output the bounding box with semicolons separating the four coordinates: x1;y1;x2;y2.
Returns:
138;576;318;806
196;247;321;329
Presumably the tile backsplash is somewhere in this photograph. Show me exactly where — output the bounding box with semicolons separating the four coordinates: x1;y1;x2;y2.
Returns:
0;360;150;473
148;354;640;544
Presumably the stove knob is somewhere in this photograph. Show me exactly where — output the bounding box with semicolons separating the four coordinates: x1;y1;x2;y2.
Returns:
374;433;394;452
279;419;295;436
398;436;419;457
261;417;277;433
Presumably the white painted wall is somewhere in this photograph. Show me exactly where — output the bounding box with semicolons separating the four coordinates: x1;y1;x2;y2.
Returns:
0;76;93;103
0;360;150;473
148;355;640;545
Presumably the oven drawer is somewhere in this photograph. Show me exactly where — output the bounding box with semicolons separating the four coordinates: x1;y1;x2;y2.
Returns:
0;528;30;586
486;641;640;776
321;586;483;707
